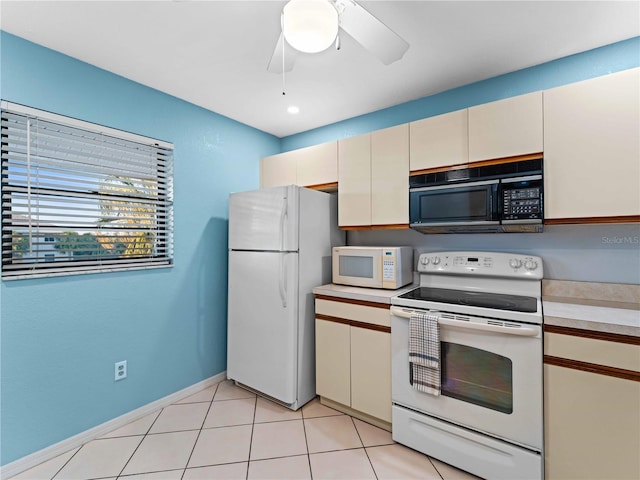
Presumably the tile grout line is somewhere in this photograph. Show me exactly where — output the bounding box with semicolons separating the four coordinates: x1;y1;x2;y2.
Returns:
116;406;164;479
300;405;313;480
427;456;447;480
245;395;258;480
349;416;379;480
47;445;83;480
179;384;220;480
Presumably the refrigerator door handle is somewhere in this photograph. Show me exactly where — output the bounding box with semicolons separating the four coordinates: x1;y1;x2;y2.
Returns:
279;196;288;251
279;253;287;308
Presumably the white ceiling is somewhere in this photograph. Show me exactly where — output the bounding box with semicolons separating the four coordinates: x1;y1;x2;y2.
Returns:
1;1;639;138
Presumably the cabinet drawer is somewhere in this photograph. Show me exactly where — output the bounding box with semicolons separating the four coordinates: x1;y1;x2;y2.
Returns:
315;298;390;327
544;332;640;372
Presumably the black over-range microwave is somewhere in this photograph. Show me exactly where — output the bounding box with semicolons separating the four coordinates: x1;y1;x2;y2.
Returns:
409;158;544;234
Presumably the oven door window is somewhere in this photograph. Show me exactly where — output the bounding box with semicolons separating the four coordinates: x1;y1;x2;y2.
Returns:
441;342;513;414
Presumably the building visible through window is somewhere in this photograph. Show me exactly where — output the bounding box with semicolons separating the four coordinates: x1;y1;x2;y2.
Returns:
1;101;174;279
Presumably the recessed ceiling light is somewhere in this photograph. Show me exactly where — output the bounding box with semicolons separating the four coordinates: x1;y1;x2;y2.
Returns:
287;106;300;114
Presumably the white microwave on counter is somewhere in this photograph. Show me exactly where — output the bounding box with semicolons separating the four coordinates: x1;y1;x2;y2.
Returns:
332;246;413;289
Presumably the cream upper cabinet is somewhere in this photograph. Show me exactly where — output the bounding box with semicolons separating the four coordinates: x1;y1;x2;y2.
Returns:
468;92;543;162
260;141;338;189
338;133;371;226
295;141;338;188
410;109;469;171
543;68;640;220
338;124;409;227
371;124;409;226
261;150;297;188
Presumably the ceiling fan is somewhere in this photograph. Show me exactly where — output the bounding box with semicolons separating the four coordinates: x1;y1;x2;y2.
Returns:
267;0;410;74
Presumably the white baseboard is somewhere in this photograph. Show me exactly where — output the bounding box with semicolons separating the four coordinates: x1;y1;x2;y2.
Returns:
1;372;227;480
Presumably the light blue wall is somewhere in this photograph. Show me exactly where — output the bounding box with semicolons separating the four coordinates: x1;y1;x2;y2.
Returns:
282;36;640;150
281;36;640;284
2;30;639;467
0;32;280;465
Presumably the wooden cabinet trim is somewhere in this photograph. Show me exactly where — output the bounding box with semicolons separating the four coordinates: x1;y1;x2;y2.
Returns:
316;314;391;333
544;355;640;382
316;314;351;326
307;182;338;191
409;153;543;176
340;224;410;231
544;324;640;346
315;294;390;309
351;320;392;334
545;215;640;225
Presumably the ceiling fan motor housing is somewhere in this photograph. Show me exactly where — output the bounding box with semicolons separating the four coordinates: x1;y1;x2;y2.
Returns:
283;0;339;53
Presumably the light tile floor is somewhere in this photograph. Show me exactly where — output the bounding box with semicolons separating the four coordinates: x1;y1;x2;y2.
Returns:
10;380;480;480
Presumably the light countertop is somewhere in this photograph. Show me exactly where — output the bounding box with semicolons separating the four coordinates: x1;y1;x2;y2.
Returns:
542;280;640;337
313;283;418;304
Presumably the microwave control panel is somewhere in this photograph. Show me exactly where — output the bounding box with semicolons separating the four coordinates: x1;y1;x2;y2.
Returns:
382;250;396;280
502;186;542;220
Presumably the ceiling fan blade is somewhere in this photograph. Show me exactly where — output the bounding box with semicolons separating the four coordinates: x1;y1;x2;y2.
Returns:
336;0;409;65
267;32;296;74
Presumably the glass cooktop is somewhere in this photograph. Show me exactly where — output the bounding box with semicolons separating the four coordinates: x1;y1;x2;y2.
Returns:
398;287;538;313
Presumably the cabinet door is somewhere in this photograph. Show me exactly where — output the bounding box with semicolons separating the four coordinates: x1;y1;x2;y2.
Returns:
543;68;640;219
315;319;351;406
371;124;409;225
350;327;392;423
544;365;640;480
261;151;297;188
296;141;338;188
338;133;371;226
410;109;468;171
468;92;543;162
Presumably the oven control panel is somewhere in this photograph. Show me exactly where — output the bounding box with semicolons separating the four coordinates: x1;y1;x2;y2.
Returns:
417;251;543;279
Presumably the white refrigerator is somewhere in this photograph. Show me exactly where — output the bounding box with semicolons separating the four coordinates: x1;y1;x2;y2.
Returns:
227;185;344;410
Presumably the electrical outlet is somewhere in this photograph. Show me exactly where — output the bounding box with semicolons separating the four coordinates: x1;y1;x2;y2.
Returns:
115;360;127;381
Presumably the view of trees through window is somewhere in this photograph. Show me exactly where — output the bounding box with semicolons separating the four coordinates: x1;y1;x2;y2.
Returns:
1;103;174;278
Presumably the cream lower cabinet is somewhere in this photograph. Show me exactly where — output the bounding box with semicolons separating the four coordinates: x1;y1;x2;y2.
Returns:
544;326;640;480
543;67;640;220
260;141;338;189
315;296;392;427
338;124;409;228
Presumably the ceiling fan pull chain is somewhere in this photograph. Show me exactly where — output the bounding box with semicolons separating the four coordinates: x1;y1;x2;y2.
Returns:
282;25;286;95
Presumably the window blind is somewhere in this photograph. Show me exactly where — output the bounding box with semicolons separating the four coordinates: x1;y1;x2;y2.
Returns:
1;101;174;280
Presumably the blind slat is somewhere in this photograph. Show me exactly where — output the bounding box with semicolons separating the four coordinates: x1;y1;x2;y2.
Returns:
1;105;174;279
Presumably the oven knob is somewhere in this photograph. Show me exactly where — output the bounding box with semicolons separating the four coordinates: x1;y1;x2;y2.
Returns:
509;258;522;269
432;256;441;265
420;256;430;265
524;259;538;271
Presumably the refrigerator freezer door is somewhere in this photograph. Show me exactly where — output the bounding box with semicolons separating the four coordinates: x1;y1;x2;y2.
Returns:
227;250;299;404
229;185;299;252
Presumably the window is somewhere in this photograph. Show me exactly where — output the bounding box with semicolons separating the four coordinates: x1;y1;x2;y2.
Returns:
1;101;174;279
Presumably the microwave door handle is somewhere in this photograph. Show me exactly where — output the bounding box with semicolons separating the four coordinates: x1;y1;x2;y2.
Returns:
390;307;538;337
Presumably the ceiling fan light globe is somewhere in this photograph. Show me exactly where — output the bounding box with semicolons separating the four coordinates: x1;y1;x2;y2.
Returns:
283;0;339;54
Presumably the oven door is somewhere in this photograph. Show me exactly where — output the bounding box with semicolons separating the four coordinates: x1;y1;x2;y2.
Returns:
390;306;542;450
409;179;499;227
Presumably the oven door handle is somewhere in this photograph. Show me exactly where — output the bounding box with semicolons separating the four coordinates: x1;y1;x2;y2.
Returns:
390;306;539;337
